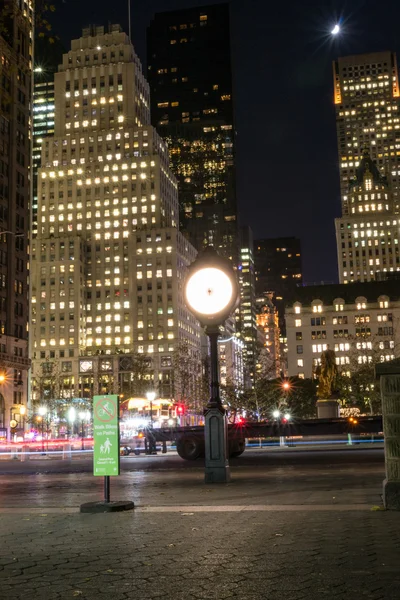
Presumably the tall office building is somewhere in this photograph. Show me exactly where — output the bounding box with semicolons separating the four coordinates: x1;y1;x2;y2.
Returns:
335;150;400;282
32;39;64;237
147;3;238;262
31;25;201;406
33;75;55;237
238;226;258;387
0;0;32;438
333;52;400;216
333;51;400;283
254;237;303;329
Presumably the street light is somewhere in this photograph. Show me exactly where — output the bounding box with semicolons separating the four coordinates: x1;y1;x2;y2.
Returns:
146;391;156;427
272;410;280;419
184;246;239;483
68;406;76;439
78;411;87;450
146;391;157;454
38;406;47;452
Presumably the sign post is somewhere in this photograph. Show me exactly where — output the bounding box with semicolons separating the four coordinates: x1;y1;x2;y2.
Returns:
80;395;134;513
93;394;120;482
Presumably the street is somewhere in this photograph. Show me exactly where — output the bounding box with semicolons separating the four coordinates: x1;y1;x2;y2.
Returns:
1;447;399;600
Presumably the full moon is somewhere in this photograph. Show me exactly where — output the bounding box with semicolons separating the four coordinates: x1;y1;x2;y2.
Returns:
331;24;340;35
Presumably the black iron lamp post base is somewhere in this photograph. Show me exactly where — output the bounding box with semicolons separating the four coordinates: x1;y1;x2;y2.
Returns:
80;501;135;513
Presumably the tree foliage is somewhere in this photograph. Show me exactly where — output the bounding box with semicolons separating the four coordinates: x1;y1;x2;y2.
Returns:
172;340;207;412
119;353;154;398
333;332;400;414
222;375;318;421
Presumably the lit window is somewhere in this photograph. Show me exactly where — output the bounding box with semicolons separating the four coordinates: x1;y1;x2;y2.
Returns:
295;319;302;327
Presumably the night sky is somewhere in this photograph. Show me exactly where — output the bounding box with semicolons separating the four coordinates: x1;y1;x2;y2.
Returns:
49;0;400;283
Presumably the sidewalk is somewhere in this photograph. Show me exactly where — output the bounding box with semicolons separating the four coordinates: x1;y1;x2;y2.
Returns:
1;451;399;600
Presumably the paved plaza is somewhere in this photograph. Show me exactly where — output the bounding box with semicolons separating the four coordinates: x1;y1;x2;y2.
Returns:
1;449;399;600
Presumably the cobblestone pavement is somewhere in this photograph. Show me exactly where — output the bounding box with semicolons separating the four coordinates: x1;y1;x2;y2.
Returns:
1;507;400;600
1;449;398;600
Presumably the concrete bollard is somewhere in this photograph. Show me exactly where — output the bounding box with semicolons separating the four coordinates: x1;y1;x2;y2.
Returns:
62;443;72;460
376;360;400;510
20;445;30;462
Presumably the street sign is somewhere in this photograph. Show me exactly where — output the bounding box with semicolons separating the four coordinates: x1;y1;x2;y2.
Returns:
93;395;120;476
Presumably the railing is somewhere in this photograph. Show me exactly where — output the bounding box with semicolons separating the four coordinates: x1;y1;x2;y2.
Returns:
0;351;31;368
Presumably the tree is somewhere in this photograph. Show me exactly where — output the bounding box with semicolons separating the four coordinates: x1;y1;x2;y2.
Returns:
119;353;154;399
229;376;318;421
334;332;400;415
30;361;91;436
171;340;205;413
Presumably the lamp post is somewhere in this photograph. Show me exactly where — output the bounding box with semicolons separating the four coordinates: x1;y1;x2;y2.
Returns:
184;246;239;483
19;404;26;432
78;411;87;450
38;406;47;453
146;391;156;427
68;406;76;440
146;391;156;454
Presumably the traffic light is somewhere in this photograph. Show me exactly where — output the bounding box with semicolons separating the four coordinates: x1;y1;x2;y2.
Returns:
176;404;185;415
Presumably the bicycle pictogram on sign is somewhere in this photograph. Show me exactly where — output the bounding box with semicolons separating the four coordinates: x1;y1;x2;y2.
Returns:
94;397;117;423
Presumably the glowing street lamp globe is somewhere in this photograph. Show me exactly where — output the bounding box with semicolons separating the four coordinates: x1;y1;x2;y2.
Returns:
146;391;156;403
184;246;239;484
184;246;239;327
68;407;76;423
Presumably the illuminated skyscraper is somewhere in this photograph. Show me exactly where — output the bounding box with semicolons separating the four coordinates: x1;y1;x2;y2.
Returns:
333;51;400;214
147;3;238;262
335;150;400;282
32;40;64;237
333;51;400;282
238;226;258;387
31;25;201;405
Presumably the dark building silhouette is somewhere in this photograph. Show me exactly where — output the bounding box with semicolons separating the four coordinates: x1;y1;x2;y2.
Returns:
254;237;303;328
147;3;238;262
0;0;32;435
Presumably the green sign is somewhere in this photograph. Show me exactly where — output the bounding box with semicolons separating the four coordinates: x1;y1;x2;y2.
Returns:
93;395;120;476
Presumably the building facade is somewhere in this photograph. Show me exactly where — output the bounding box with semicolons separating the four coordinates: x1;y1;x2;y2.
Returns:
218;330;245;398
255;293;281;380
254;237;302;330
0;0;32;438
285;281;400;379
147;3;238;262
238;226;258;387
32;41;64;237
33;75;55;237
333;51;400;217
335;150;400;283
31;25;201;410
